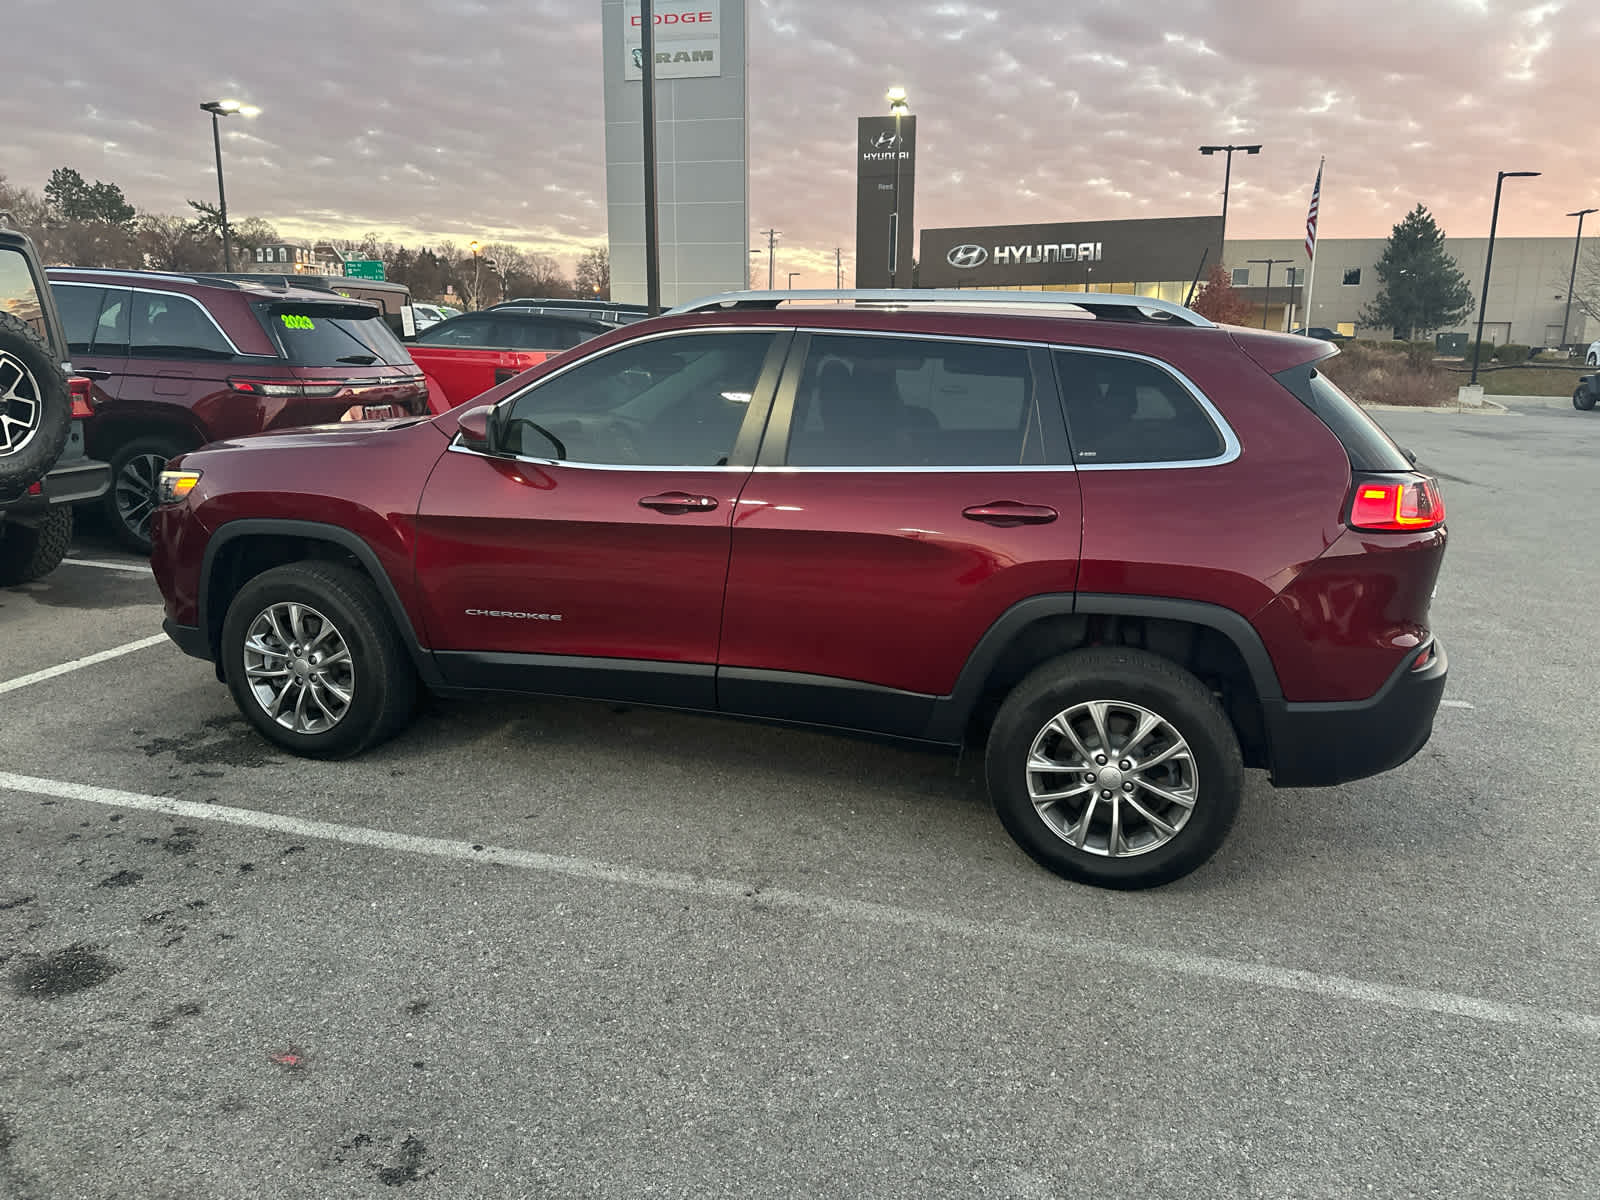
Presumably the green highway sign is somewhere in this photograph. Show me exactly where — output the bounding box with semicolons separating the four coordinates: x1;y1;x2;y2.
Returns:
343;260;385;280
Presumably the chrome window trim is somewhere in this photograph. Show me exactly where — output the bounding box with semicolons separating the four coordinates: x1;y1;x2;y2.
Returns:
444;441;750;473
53;280;258;357
483;322;1242;475
785;327;1240;473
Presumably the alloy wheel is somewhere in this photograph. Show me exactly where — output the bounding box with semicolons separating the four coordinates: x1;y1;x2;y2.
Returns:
113;453;168;543
241;601;356;734
0;350;42;455
1025;699;1198;858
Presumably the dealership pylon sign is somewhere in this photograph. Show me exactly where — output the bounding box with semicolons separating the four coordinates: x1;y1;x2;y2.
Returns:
623;1;721;79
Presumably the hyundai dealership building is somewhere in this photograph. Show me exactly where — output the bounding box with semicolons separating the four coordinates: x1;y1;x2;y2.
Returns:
918;217;1597;348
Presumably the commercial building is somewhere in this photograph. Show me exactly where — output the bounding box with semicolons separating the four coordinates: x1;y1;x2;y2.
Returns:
918;216;1597;348
601;0;749;307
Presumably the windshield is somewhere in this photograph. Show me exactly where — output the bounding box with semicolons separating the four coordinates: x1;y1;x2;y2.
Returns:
258;305;412;366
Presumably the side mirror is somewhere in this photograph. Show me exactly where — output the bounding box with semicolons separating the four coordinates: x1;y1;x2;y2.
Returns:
454;404;495;453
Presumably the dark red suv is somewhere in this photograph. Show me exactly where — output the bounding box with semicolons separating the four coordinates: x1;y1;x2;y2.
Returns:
47;268;428;551
149;290;1448;889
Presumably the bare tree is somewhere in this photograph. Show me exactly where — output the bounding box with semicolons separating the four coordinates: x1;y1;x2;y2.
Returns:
138;213;213;271
1571;243;1600;328
575;246;609;299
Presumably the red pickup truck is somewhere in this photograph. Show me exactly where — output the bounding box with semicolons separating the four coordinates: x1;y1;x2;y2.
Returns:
408;310;619;412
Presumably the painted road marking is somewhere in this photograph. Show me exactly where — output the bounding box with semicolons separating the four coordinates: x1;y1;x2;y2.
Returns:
0;634;169;696
1;768;1595;1041
62;557;154;574
1440;700;1475;709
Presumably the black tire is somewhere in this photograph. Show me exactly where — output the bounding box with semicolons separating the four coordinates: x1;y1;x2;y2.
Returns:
1574;385;1596;412
984;648;1243;890
0;310;71;491
220;561;418;759
103;435;184;554
0;506;73;586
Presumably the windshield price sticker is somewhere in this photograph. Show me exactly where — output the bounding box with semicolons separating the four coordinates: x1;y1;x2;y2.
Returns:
281;314;316;330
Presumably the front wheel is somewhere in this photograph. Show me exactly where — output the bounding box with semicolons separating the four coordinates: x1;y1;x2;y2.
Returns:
1574;385;1596;412
221;561;418;758
985;648;1243;889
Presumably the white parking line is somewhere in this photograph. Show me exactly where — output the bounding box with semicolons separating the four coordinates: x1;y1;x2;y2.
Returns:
0;634;169;696
1;768;1595;1041
62;557;153;574
1440;700;1475;709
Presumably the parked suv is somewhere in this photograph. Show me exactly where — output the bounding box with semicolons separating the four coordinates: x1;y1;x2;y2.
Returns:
0;220;109;584
149;290;1449;889
46;268;429;551
408;308;622;413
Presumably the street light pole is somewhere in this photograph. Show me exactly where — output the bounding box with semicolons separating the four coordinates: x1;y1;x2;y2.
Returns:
1248;258;1293;330
1198;143;1261;255
1471;170;1541;386
469;240;482;310
1561;207;1596;353
788;272;801;288
640;0;662;315
760;228;779;289
200;99;260;272
887;87;909;288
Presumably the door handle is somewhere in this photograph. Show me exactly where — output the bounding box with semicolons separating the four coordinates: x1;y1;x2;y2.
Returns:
494;367;520;385
962;501;1059;526
639;491;719;514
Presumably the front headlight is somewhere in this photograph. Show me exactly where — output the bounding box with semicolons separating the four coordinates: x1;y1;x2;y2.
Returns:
157;469;203;505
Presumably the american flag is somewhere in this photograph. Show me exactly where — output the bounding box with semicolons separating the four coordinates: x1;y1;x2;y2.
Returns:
1305;159;1323;260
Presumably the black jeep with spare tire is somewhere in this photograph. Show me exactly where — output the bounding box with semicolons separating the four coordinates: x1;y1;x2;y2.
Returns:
0;216;109;585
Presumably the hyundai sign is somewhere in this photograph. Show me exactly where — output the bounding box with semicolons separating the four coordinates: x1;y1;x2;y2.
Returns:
920;216;1221;289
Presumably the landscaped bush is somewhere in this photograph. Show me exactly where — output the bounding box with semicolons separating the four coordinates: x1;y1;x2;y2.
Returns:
1467;341;1497;366
1493;343;1531;364
1318;340;1456;407
1405;341;1436;369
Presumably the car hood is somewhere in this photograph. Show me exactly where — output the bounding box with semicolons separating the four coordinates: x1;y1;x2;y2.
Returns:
195;416;441;455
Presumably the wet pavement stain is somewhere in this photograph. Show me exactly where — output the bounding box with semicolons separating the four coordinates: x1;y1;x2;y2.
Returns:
96;870;143;889
149;1002;203;1032
375;1137;435;1187
139;715;280;769
0;896;35;912
10;944;122;998
404;999;430;1017
19;573;159;612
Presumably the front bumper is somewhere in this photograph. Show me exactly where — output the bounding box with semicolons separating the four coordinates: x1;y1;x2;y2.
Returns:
163;618;212;663
1262;639;1449;788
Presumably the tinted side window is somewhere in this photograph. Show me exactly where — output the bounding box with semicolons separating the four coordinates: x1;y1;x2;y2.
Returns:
93;288;133;354
503;319;600;352
130;292;233;358
1053;351;1225;466
503;332;774;466
1273;362;1411;472
787;335;1045;467
54;285;106;355
415;315;498;346
0;248;46;340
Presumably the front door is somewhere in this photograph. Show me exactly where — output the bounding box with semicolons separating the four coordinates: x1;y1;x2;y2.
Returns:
414;328;790;709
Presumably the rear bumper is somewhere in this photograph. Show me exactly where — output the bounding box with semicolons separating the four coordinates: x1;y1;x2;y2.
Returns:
1263;640;1448;788
163;618;212;663
0;457;111;517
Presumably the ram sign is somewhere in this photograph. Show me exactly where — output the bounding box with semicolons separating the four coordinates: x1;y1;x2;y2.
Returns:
623;1;721;79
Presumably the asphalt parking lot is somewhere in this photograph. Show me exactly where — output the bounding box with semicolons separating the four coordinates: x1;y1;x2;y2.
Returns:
2;401;1597;1199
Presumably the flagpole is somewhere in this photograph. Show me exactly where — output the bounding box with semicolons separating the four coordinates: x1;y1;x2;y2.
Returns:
1303;156;1324;332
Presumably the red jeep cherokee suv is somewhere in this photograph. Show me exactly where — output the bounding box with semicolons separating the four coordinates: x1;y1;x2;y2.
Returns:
149;291;1448;889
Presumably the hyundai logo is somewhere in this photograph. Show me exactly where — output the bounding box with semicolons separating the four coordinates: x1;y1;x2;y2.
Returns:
870;131;902;150
946;244;989;269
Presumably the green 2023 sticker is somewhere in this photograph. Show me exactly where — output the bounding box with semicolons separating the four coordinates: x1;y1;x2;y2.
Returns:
280;314;316;330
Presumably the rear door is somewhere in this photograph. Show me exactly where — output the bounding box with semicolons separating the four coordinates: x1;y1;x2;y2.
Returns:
717;331;1083;735
50;281;130;409
118;287;238;438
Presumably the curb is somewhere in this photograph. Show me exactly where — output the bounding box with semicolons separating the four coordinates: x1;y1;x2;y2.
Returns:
1358;400;1509;414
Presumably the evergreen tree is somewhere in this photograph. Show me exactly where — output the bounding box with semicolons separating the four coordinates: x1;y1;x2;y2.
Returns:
1359;205;1474;339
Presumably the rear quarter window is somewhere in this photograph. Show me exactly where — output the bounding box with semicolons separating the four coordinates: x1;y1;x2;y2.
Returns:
1273;362;1413;472
1053;350;1226;466
0;247;46;340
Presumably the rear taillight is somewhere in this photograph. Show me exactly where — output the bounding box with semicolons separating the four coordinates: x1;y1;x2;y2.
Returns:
229;377;344;399
1348;476;1446;532
68;376;95;419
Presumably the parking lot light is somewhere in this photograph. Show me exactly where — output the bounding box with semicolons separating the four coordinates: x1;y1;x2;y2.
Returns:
1198;143;1261;253
1561;208;1597;352
1471;170;1541;386
887;87;910;287
200;99;261;272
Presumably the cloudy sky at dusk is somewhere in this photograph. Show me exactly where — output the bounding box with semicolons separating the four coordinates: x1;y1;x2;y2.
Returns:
8;0;1596;282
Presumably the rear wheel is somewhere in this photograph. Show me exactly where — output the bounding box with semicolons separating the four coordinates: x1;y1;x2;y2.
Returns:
220;561;417;758
104;436;183;554
0;506;73;586
1574;384;1596;412
985;648;1243;889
